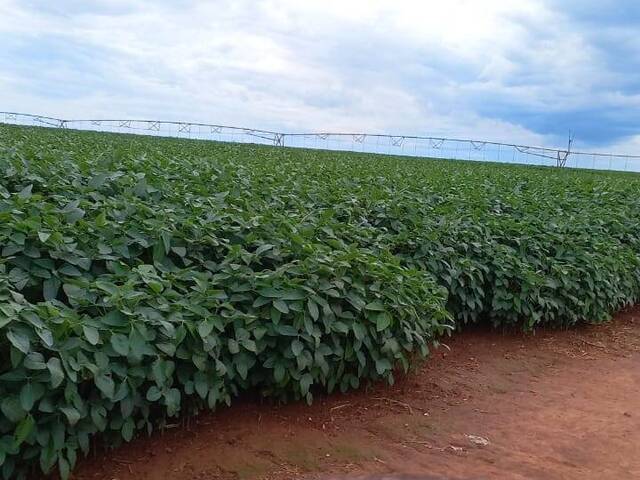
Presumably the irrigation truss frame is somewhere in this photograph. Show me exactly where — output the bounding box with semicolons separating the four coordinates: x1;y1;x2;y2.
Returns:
2;111;639;172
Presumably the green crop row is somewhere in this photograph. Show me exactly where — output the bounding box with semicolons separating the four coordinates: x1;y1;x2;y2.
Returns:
1;124;640;478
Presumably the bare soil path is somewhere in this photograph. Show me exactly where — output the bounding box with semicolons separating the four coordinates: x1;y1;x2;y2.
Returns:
74;308;640;480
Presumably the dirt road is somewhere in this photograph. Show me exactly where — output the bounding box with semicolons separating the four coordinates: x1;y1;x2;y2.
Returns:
74;308;640;480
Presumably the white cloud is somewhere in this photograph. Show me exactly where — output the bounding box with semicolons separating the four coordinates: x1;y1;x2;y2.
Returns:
0;0;638;150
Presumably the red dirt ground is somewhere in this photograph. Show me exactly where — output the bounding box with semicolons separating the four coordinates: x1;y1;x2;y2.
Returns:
73;308;640;480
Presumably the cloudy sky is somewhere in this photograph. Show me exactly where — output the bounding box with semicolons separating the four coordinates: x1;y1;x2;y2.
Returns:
1;0;639;151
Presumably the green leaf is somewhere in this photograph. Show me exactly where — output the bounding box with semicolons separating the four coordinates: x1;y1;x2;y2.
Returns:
14;415;35;446
47;358;65;388
1;244;22;256
274;364;285;383
352;322;366;341
19;383;35;411
1;397;26;423
8;268;29;290
257;288;281;298
255;243;274;255
197;320;214;339
300;373;313;396
95;211;107;227
164;388;181;415
23;352;46;370
241;338;257;353
95;373;115;399
95;281;119;295
365;300;385;311
39;441;57;476
332;321;349;334
58;264;82;277
194;372;208;399
60;406;81;426
17;184;33;199
281;289;306;300
64;207;85;224
36;328;54;348
273;299;289;314
43;278;61;301
59;456;70;480
375;358;392;375
153;242;166;263
374;312;392;331
83;325;100;346
291;339;304;356
146;386;162;402
253;326;267;341
129;329;151;359
7;330;30;354
111;334;130;356
37;232;51;243
88;172;108;188
0;317;12;329
276;325;298;336
228;339;240;354
307;299;319;321
161;232;172;254
157;342;176;356
121;418;135;442
97;243;112;255
235;357;249;380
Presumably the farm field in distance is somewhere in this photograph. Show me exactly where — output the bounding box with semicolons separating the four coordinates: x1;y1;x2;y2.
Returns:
2;123;640;479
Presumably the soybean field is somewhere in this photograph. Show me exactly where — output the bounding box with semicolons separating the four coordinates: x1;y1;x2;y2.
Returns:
1;124;640;479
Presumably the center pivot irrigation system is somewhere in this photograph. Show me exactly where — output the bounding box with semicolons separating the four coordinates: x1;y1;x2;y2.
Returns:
2;111;639;172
